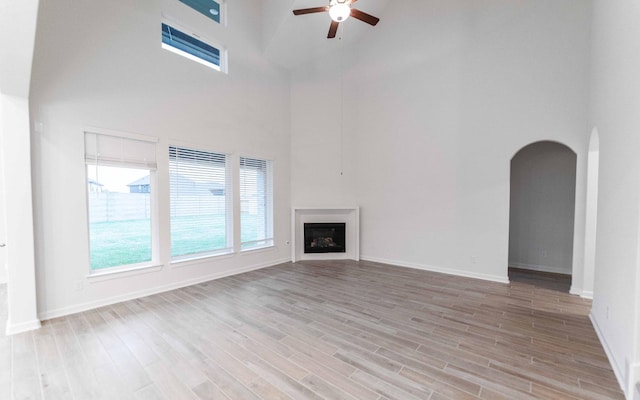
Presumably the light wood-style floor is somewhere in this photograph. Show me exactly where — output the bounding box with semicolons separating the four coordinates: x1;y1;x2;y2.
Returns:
0;261;625;399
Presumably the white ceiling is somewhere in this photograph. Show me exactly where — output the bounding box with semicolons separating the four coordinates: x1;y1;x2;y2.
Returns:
0;0;390;93
262;0;391;70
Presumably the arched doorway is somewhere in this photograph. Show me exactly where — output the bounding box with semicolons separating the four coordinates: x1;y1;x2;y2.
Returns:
508;141;577;290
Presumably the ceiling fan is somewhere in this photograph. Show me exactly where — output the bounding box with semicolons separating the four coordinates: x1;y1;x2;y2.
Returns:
292;0;380;39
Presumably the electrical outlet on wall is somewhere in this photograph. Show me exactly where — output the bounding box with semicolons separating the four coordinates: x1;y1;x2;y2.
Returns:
75;280;84;291
541;250;548;258
471;256;478;264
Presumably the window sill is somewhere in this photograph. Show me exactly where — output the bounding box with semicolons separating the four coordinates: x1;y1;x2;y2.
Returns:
87;263;164;283
170;250;234;268
240;244;276;255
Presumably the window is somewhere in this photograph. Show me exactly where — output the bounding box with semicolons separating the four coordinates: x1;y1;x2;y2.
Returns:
179;0;223;24
85;132;158;271
240;157;273;250
169;146;232;260
161;22;226;72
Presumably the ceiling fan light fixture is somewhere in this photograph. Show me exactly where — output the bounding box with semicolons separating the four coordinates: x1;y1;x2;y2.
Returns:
329;3;351;22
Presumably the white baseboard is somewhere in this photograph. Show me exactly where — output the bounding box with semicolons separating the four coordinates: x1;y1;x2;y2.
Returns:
361;255;510;284
580;290;594;299
570;286;582;296
509;262;571;275
628;362;640;400
38;257;291;321
6;318;41;336
589;312;627;396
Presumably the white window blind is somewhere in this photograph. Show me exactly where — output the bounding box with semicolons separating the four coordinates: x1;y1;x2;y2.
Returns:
169;146;232;259
84;131;157;271
85;131;157;169
240;157;273;250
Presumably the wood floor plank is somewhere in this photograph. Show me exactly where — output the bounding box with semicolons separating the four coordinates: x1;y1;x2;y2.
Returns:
288;352;380;400
144;360;199;400
134;384;167;400
334;351;434;399
350;369;427;400
191;379;231;400
0;264;626;399
13;375;43;400
40;368;74;400
93;363;138;400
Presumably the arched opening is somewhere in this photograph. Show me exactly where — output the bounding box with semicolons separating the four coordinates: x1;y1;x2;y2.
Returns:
508;141;577;291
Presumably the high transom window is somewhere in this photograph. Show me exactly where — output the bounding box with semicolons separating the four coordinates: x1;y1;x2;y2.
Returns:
179;0;222;24
161;22;225;72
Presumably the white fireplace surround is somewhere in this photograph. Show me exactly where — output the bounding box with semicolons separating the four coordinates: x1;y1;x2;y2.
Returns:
292;207;360;262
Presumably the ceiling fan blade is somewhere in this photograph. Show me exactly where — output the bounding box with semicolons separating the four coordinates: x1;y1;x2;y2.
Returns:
350;8;380;26
293;6;329;16
328;20;339;38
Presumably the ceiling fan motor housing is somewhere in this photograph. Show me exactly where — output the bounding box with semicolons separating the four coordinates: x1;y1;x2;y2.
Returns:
292;0;379;39
329;3;351;22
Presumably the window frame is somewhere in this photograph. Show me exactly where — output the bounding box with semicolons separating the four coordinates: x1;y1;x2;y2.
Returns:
239;156;274;252
178;0;226;26
161;18;228;73
168;144;234;263
84;128;160;276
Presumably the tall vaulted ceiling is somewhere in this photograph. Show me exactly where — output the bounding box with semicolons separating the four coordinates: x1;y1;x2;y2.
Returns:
1;0;392;90
262;0;391;69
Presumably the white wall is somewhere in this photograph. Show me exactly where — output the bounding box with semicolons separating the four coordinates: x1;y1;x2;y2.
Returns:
589;0;640;396
290;57;359;208
509;141;577;275
291;0;592;283
0;122;6;285
582;128;600;298
1;95;40;334
0;0;41;334
29;0;291;318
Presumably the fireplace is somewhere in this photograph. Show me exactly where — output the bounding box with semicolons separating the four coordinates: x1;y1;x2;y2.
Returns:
292;207;359;262
304;223;346;254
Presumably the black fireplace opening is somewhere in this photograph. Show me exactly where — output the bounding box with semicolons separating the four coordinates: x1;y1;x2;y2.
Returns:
304;223;346;254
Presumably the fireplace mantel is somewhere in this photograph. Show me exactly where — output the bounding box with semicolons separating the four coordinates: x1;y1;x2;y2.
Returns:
291;207;360;262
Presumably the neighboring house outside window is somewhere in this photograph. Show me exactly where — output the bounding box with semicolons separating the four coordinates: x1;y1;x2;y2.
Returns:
127;176;151;193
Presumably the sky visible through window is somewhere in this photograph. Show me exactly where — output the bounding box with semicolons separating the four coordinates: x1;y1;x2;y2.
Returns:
87;165;148;192
179;0;221;23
